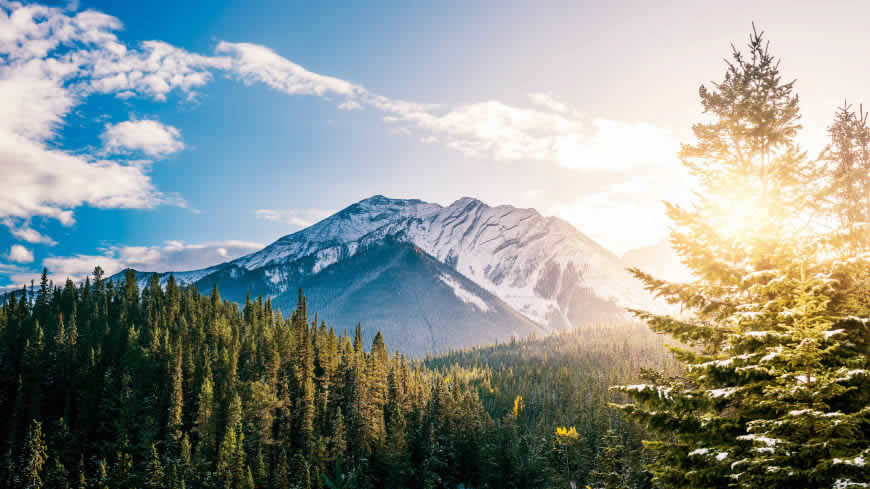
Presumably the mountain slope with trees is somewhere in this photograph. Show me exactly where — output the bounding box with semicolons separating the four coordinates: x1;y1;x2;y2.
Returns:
197;240;544;355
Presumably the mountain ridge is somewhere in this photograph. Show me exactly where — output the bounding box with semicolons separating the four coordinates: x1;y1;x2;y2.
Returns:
113;194;660;336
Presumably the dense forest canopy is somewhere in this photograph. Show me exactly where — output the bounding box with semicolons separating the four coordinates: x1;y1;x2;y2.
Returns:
0;268;669;489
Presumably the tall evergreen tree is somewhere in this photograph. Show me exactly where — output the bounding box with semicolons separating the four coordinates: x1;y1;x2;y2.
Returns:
587;429;627;489
19;420;47;489
820;102;870;229
615;25;870;488
167;354;185;454
144;444;165;489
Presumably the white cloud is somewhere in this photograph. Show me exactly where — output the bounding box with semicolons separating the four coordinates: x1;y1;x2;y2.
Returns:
82;40;230;101
101;119;184;157
338;100;362;110
216;42;360;98
8;245;34;263
213;40;680;172
115;240;263;272
0;2;221;242
255;208;333;228
2;218;58;245
528;92;572;114
0;132;165;221
254;209;281;221
4;239;264;287
36;253;125;285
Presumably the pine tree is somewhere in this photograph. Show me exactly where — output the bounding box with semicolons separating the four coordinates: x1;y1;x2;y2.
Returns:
254;447;267;488
820;102;870;229
167;354;184;454
0;257;678;488
45;457;68;489
145;444;165;489
383;403;409;488
177;434;193;488
216;427;237;489
330;411;347;463
552;425;581;486
112;434;134;489
371;332;388;366
615;25;870;488
587;429;627;489
95;460;110;489
35;269;49;326
272;448;290;489
19;420;47;489
291;453;311;489
242;466;255;489
75;456;87;489
194;365;216;462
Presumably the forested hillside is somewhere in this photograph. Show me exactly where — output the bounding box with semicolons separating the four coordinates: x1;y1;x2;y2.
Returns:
427;323;681;488
0;267;668;489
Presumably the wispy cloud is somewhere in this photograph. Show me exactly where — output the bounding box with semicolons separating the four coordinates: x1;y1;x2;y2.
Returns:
214;41;680;171
254;208;333;228
527;92;572;114
2;218;59;245
3;239;263;287
216;42;358;98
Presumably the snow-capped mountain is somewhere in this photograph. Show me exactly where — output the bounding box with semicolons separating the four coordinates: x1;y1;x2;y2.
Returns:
121;195;654;334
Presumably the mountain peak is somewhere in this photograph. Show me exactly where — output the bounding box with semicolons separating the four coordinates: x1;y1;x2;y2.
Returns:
352;194;435;209
359;194;390;203
453;196;483;205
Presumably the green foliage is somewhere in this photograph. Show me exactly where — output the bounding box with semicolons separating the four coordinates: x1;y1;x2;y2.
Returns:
0;262;669;488
428;323;675;488
19;420;46;489
616;25;870;489
144;444;165;489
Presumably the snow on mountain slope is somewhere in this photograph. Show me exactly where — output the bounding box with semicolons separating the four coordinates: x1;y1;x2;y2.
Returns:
233;196;441;270
126;195;651;330
438;273;491;313
266;240;542;355
398;197;640;327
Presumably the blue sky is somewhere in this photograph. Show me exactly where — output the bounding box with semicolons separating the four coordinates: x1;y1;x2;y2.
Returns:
3;0;870;288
